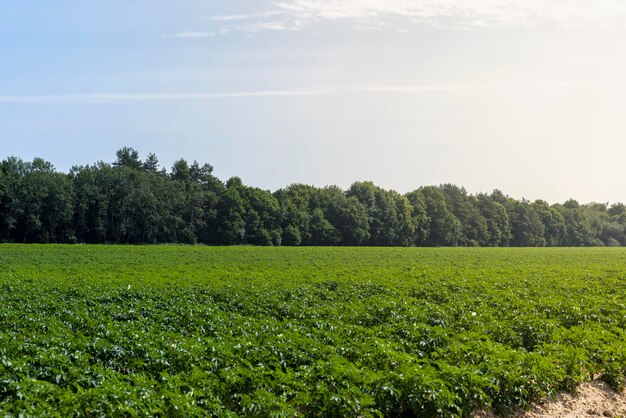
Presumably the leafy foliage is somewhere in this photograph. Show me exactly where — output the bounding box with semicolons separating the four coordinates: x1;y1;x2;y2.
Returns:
0;246;624;416
2;148;626;246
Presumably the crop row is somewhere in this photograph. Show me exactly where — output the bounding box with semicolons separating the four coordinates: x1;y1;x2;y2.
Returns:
0;246;624;416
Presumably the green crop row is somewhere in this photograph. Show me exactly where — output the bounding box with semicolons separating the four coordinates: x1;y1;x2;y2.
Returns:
0;245;624;416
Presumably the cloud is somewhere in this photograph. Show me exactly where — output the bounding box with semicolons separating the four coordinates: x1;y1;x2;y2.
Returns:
176;11;297;38
0;90;334;104
209;11;306;32
215;0;626;32
347;80;626;93
5;82;626;104
9;80;626;105
210;11;286;21
172;31;216;39
210;14;256;22
238;19;308;32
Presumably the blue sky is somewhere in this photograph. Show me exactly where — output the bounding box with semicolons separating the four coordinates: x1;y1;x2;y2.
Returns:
3;1;626;203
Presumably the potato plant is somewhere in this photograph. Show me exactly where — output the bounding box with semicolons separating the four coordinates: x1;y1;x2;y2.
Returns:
0;245;624;416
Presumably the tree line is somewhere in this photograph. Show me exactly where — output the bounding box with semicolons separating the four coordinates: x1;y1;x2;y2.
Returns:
0;147;625;246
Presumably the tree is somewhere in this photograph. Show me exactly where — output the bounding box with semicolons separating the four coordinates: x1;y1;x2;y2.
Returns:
216;178;246;245
419;186;461;246
603;204;626;246
608;203;626;218
143;153;160;172
0;158;75;243
169;159;208;244
309;208;340;245
240;185;282;245
507;199;545;247
347;181;415;246
113;147;142;170
0;158;23;241
0;168;6;239
439;184;489;246
322;186;370;245
532;200;566;247
282;225;302;246
555;200;590;246
171;159;191;182
274;184;317;245
581;203;610;246
190;161;215;184
0;148;624;247
405;190;430;246
476;194;511;247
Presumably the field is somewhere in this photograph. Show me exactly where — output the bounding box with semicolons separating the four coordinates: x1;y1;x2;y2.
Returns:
0;246;624;417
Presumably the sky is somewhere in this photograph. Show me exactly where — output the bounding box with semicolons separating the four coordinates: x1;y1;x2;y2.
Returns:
2;1;626;203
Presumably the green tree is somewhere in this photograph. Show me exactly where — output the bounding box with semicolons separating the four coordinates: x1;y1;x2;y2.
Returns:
282;225;302;246
405;190;430;246
440;184;489;246
274;184;316;245
555;200;590;246
507;199;545;247
347;181;415;246
1;158;74;243
608;203;626;218
476;193;511;246
532;200;566;247
581;203;610;246
322;186;370;245
113;147;143;170
169;159;211;244
420;186;461;246
240;185;282;245
309;208;340;245
216;178;246;245
0;157;26;241
143;153;160;172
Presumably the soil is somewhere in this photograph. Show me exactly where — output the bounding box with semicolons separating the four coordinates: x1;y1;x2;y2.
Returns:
475;380;626;418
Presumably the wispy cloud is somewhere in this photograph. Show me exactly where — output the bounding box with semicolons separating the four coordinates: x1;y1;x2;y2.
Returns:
277;0;626;28
209;10;306;32
347;80;626;93
208;0;626;33
4;82;626;104
210;11;286;21
0;90;333;104
210;14;256;22
238;20;308;32
172;31;216;39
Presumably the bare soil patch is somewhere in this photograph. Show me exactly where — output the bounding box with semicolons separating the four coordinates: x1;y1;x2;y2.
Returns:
475;380;626;418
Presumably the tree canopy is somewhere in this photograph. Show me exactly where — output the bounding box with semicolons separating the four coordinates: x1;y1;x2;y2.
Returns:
0;148;624;247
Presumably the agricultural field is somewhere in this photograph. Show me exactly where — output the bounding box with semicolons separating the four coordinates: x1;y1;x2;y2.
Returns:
0;246;624;417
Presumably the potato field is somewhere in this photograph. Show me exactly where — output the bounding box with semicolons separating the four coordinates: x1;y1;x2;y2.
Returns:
0;245;624;416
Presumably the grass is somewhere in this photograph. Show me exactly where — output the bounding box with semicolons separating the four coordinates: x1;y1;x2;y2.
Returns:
0;245;624;416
